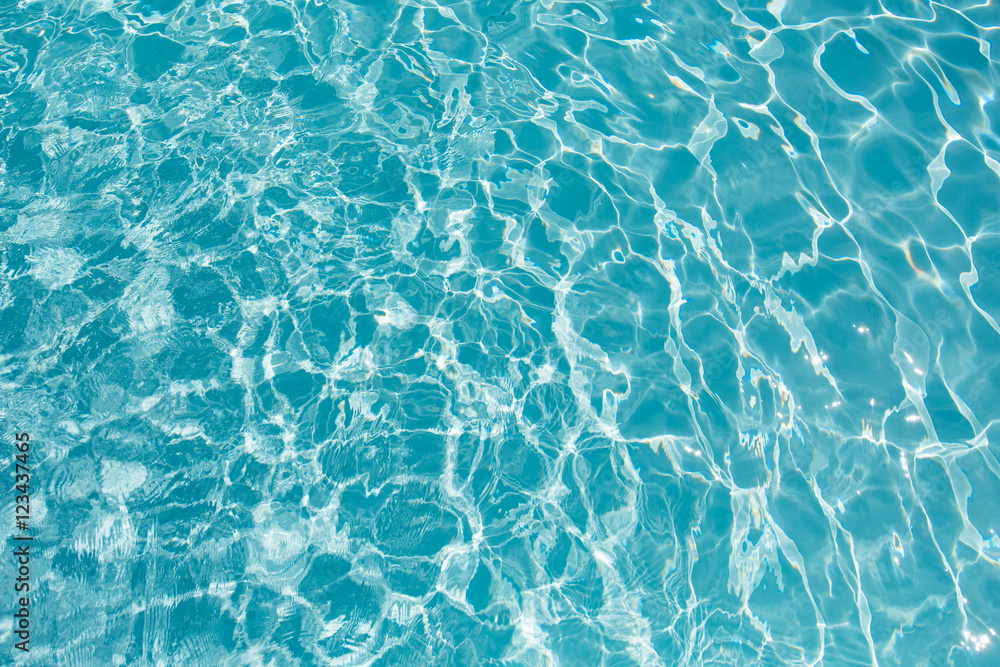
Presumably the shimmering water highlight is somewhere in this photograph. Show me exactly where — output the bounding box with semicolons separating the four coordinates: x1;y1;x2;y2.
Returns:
1;0;1000;665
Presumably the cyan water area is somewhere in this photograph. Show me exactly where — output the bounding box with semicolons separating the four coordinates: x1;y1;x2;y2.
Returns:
1;0;999;665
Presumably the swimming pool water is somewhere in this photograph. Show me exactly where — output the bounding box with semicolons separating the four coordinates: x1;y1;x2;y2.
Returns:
1;0;1000;665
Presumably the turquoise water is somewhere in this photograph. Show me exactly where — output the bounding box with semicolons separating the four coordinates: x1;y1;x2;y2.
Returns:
1;0;999;664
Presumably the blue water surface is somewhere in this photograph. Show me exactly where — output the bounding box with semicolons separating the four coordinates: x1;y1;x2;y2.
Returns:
1;0;1000;665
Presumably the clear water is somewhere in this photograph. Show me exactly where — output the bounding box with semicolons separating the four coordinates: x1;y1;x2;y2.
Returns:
1;0;999;665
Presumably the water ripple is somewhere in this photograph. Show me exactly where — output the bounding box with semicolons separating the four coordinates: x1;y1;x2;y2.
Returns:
2;0;1000;665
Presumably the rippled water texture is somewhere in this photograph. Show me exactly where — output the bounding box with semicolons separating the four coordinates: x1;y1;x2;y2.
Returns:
2;0;1000;664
